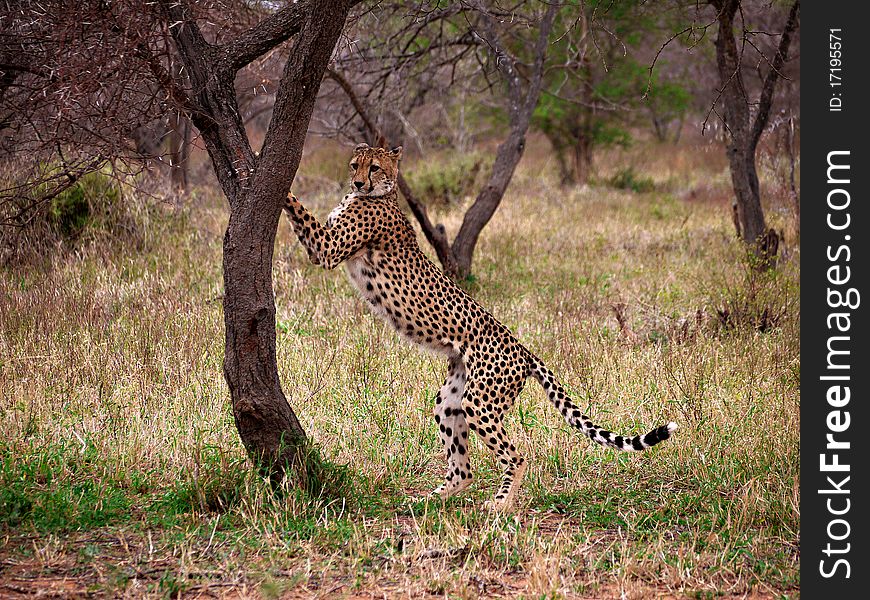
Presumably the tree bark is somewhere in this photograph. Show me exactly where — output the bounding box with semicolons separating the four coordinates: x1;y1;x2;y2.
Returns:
554;145;574;187
711;0;799;254
160;0;357;485
222;1;353;485
452;127;527;277
572;134;592;186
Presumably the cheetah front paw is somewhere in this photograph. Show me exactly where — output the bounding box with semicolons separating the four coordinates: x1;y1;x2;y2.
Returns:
284;191;300;211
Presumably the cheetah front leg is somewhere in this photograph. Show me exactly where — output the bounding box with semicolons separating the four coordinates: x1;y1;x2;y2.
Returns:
284;193;325;266
431;357;473;499
283;193;366;270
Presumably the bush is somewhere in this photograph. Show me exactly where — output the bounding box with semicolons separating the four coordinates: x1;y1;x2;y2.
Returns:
404;152;488;209
712;248;797;333
1;165;160;266
48;170;121;237
607;166;655;193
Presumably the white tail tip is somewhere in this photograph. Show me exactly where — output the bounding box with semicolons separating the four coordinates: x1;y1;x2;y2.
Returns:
666;422;679;432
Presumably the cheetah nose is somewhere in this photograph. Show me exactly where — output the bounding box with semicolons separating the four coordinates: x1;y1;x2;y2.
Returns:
354;181;364;189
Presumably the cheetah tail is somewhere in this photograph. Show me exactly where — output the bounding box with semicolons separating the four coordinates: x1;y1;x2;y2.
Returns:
529;357;678;452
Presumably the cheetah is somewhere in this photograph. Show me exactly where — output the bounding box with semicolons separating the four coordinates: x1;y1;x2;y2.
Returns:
283;143;677;512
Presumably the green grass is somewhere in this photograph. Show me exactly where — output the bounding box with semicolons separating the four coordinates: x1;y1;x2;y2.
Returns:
0;140;799;598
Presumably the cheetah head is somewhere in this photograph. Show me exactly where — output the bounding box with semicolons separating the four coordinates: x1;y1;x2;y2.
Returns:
349;143;402;197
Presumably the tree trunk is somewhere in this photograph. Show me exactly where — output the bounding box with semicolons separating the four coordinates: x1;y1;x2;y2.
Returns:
222;191;307;486
713;0;766;245
452;129;527;278
450;5;558;279
724;145;767;242
221;2;353;485
711;0;799;257
544;133;574;187
161;0;355;486
572;134;592;186
651;112;667;143
555;148;574;186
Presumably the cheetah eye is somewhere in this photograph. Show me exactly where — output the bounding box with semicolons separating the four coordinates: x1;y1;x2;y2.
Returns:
350;163;358;170
369;165;380;172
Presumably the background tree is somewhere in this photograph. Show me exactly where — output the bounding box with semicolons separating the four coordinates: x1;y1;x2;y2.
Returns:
533;2;635;186
654;0;799;255
326;2;560;279
528;2;693;186
711;0;799;256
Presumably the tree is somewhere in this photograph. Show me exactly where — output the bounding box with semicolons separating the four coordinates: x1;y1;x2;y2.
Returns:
327;2;559;279
707;0;800;253
527;1;694;186
644;71;691;143
1;0;362;485
161;0;362;485
532;3;636;186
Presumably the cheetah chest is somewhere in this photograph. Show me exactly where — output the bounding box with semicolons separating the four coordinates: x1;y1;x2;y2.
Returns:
344;251;389;319
344;251;455;356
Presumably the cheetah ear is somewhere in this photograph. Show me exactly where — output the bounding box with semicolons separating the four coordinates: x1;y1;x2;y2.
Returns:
354;142;370;152
389;146;403;160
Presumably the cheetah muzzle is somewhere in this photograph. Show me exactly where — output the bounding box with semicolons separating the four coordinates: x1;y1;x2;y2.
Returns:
283;143;678;512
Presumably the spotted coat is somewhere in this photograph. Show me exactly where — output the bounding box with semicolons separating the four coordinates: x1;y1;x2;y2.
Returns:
284;144;677;511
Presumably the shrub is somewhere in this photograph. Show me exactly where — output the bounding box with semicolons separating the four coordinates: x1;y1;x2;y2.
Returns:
404;152;488;209
607;166;656;193
48;170;121;237
712;247;797;333
1;165;162;266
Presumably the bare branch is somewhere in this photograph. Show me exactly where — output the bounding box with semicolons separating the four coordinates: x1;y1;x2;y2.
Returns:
750;0;799;148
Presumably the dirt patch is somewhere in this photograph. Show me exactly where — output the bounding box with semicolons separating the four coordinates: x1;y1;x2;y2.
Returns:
0;527;797;599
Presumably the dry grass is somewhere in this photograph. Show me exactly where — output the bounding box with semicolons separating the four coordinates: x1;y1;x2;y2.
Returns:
0;139;799;598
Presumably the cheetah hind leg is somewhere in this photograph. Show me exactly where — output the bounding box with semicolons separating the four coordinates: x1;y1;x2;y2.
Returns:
483;458;527;513
462;376;528;513
430;359;473;500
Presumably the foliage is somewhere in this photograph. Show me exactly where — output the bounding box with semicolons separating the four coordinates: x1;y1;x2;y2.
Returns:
531;2;691;185
0;166;163;266
404;152;489;209
606;166;656;193
47;170;122;237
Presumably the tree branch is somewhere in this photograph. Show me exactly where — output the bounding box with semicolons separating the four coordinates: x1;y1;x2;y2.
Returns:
214;0;367;74
451;4;558;276
750;0;799;149
217;3;306;74
158;0;255;201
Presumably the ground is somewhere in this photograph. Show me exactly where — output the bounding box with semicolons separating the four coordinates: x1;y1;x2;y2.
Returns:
0;137;800;598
